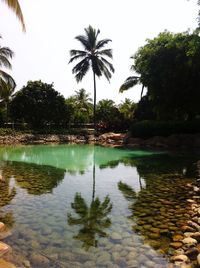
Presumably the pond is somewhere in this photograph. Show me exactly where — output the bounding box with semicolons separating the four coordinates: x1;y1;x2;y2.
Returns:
0;144;199;268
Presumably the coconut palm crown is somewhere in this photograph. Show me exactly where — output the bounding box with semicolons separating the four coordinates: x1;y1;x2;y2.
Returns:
2;0;25;31
69;25;114;129
0;37;15;90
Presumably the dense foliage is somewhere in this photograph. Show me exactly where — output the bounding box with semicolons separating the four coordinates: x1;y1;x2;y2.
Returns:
127;31;200;121
69;25;114;129
10;80;68;128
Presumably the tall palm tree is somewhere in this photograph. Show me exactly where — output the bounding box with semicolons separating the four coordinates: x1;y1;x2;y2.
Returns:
69;25;114;130
2;0;25;31
119;56;144;99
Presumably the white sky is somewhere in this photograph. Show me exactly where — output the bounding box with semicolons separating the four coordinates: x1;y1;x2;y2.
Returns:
0;0;198;104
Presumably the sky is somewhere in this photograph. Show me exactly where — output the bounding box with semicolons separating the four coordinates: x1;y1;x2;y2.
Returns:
0;0;199;104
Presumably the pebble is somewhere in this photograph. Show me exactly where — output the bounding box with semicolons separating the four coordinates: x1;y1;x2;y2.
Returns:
182;237;197;246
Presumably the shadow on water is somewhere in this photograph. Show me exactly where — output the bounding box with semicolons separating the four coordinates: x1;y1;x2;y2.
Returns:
1;161;65;195
117;152;200;257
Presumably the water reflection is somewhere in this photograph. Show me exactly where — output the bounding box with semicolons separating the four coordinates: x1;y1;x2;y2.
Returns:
117;153;200;255
1;161;64;195
68;150;112;250
68;194;112;250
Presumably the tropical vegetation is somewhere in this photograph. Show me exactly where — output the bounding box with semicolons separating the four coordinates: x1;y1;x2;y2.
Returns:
69;25;114;130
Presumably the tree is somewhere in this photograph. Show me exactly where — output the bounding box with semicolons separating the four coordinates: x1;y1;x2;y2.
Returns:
69;25;114;129
96;99;122;131
0;36;15;90
10;80;68;128
0;79;15;123
126;31;200;120
2;0;25;31
118;98;136;123
119;56;145;99
65;89;93;124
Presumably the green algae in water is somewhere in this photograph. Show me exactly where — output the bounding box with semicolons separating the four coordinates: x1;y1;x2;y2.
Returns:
0;145;198;267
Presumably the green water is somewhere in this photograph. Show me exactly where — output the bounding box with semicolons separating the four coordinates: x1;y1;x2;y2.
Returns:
0;144;198;268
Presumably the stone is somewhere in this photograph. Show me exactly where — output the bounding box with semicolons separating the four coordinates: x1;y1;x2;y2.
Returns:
0;242;11;257
169;242;183;249
197;253;200;266
171;254;189;263
0;223;5;232
182;237;197;246
173;234;184;241
30;253;50;267
191;232;200;242
111;232;122;241
0;259;16;268
185;247;199;260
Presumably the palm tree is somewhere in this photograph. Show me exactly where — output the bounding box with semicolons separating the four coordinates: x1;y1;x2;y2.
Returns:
0;37;15;87
74;88;92;111
2;0;25;31
0;79;15;122
118;98;136;121
69;25;114;130
119;56;144;99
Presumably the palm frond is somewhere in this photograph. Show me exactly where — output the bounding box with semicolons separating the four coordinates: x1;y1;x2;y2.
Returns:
75;35;91;51
69;49;87;57
0;47;14;58
68;53;88;64
2;0;26;31
100;57;115;73
97;49;113;59
119;76;140;93
97;59;112;81
96;39;112;49
0;70;16;88
72;58;90;82
0;55;12;69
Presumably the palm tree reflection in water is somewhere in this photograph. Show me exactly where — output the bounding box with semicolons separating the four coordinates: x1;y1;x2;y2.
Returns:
67;151;112;250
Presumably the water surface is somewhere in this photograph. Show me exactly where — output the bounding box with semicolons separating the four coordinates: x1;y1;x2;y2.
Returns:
0;144;198;268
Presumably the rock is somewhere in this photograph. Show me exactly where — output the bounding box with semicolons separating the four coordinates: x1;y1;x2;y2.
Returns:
0;242;11;257
30;253;50;267
188;220;200;231
171;254;189;263
173;234;184;241
185;247;199;260
22;260;31;268
96;252;111;265
169;242;183;249
197;253;200;266
191;232;200;242
111;232;122;241
0;223;5;232
0;259;16;268
182;237;197;246
0;230;12;240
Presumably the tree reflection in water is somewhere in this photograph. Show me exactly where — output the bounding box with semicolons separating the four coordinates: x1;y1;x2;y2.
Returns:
68;194;112;250
0;167;16;227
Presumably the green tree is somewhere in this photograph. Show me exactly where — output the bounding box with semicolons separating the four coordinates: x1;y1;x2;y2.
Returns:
0;79;15;123
118;98;136;124
10;80;68;128
69;25;114;129
119;57;145;99
96;99;122;131
2;0;25;31
65;89;93;124
126;31;200;120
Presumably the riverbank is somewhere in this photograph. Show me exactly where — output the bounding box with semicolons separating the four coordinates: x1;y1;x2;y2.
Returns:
0;132;199;149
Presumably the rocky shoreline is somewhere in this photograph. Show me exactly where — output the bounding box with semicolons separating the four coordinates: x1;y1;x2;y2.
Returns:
0;132;199;149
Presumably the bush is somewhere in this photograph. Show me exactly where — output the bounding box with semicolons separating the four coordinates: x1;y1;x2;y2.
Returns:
130;120;200;138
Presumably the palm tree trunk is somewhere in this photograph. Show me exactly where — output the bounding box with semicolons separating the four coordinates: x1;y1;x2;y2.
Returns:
141;85;144;99
93;71;96;130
